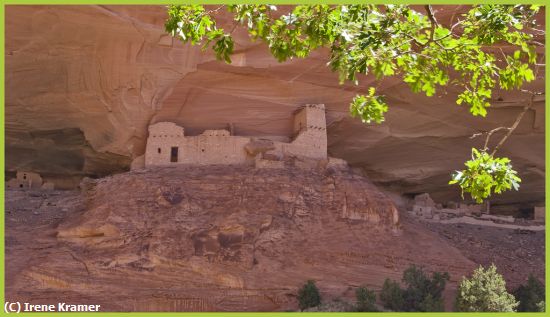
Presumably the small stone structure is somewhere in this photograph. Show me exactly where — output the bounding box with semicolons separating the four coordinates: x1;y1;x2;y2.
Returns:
41;182;55;190
6;171;55;190
412;193;435;218
408;193;544;230
7;171;43;189
409;193;485;220
145;104;329;167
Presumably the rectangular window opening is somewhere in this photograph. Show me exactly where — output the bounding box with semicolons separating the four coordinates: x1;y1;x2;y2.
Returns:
170;147;179;163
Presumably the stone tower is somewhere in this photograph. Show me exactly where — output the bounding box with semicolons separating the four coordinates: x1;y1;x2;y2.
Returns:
291;104;327;159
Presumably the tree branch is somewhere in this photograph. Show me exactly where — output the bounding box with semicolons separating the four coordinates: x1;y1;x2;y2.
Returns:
489;54;544;156
424;5;439;42
206;5;225;15
471;127;512;152
490;95;534;156
424;5;439;28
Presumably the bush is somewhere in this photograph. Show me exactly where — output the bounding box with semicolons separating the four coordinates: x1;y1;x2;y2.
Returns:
297;280;321;311
303;299;354;312
355;285;378;312
380;265;449;312
455;264;518;312
401;265;449;311
417;293;444;312
380;278;405;311
514;274;545;312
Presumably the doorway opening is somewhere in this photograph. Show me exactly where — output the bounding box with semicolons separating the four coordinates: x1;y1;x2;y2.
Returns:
170;147;179;163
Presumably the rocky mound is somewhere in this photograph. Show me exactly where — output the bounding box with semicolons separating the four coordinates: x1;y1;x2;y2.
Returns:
8;166;475;311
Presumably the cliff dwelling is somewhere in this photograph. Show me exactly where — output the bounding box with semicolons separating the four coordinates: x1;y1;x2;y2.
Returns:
6;171;55;190
6;171;43;189
145;104;329;167
4;5;545;313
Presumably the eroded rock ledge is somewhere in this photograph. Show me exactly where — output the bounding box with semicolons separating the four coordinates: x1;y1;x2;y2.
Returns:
6;165;478;311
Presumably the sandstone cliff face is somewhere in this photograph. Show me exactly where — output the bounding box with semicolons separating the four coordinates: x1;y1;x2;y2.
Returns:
5;5;545;205
7;166;475;311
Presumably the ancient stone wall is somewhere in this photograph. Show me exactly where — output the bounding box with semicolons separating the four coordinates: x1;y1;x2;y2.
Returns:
254;157;285;169
7;171;43;189
145;122;186;166
145;123;252;166
285;104;327;159
179;133;251;165
145;104;328;166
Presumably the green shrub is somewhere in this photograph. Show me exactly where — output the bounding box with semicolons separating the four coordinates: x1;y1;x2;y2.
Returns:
455;264;518;312
380;278;405;311
417;293;444;312
514;274;545;312
380;265;449;312
355;285;378;312
297;280;321;311
401;265;449;311
303;299;354;312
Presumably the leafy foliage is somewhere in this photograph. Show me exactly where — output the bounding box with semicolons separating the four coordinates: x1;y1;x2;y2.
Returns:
380;279;405;311
166;5;540;202
166;4;539;122
350;87;388;124
401;265;449;311
355;285;378;312
455;264;518;312
297;280;321;311
380;265;449;312
449;148;521;203
302;298;355;312
165;5;231;63
514;274;545;312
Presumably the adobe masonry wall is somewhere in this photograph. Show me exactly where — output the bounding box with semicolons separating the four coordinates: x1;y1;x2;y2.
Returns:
145;104;328;166
145;123;251;166
287;104;327;159
7;171;43;189
6;171;55;190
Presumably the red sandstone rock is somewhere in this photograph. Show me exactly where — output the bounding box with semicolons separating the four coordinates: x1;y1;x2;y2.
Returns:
4;5;545;206
6;166;476;311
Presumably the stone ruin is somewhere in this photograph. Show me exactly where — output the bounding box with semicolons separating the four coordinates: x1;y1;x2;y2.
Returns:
408;192;545;228
144;104;348;170
6;171;55;190
409;193;486;221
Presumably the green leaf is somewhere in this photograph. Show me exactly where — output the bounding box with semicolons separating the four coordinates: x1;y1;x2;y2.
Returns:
450;148;521;203
349;88;389;124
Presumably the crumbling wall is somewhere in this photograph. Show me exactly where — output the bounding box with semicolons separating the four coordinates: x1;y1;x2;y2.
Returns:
179;134;251;165
254;157;285;169
408;193;543;229
7;171;43;189
144;104;328;166
409;193;485;220
285;104;327;159
326;157;348;170
146;123;252;166
284;130;327;159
